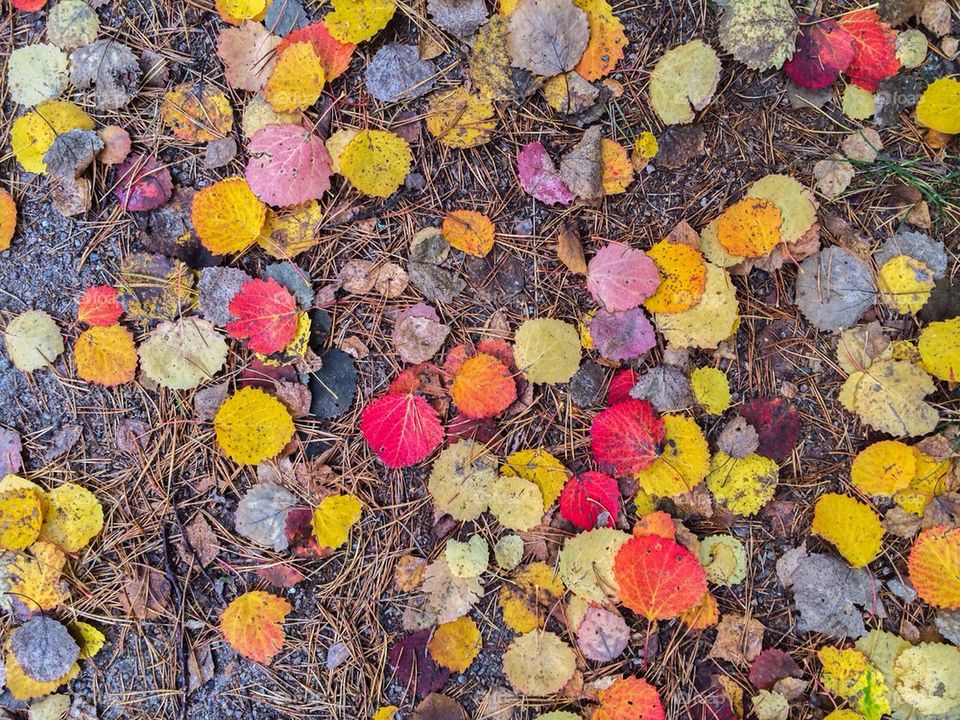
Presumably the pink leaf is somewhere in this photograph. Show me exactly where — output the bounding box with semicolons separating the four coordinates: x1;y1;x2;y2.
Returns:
590;307;656;362
361;393;444;468
587;243;661;311
517;141;573;206
245;124;333;207
113;153;173;212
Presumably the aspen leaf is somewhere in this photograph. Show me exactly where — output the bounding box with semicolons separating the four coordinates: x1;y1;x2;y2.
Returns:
594;677;665;720
502;631;576;696
77;286;122;327
70;621;105;660
591;398;665;477
427;440;498;521
245;124;333;208
113;154;173;212
39;483;103;553
818;645;891;720
227;278;299;355
653;263;739;349
634;414;709;498
894;448;951;516
425;87;497;149
312;494;362;549
265;42;325;112
643;240;707;314
7;44;69;108
916;77;960;135
877;255;934;314
257;201;324;258
442;210;496;258
559;471;618;529
161;83;233;144
470;16;517;102
716;197;783;259
0;188;15;252
600;139;633;194
908;525;960;609
499;562;564;632
706;451;779;516
783;17;855;89
493;535;523;570
837;9;899;92
718;0;797;71
812;493;883;568
690;367;731;415
699;534;747;586
649;40;721;125
11;101;93;174
680;590;719;630
575;606;629;662
586;244;660;312
216;0;266;23
558;527;628;603
517;142;574;206
46;0;99;51
851;440;915;496
794;247;876;332
4;310;64;372
217;22;280;92
427;616;481;673
572;0;627;80
340;130;412;197
4;542;69;613
220;590;292;664
513;318;580;384
192;178;268;255
918;317;960;383
445;535;488;578
235;483;298;552
506;0;589;76
214;387;295;465
324;0;397;43
69;39;141;111
892;643;960;715
74;325;137;386
139;319;228;390
451;353;516;418
0;488;43;551
746;174;818;246
4;644;77;702
501;449;568;510
615;534;707;620
361;393;443;468
839;359;939;438
279;21;355;80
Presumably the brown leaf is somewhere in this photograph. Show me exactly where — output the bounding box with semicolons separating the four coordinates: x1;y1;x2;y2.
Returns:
394;555;429;592
557;221;587;274
180;514;220;568
414;693;467;720
119;568;172;620
709;613;765;666
559;125;603;202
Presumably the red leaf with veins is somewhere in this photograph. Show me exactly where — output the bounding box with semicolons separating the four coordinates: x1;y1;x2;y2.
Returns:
78;285;123;326
559;471;620;529
227;278;299;354
606;368;637;405
614;534;707;620
783;17;856;90
837;9;899;91
591;398;665;477
360;393;444;468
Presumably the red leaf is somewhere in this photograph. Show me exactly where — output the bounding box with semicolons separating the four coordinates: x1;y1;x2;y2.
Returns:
12;0;46;11
227;278;299;355
739;397;799;462
559;471;620;529
837;9;900;91
361;393;444;468
749;649;803;690
113;154;173;212
387;630;450;698
78;285;123;326
446;413;497;444
783;17;856;90
277;21;355;80
284;507;332;559
606;368;637;405
591;399;665;477
244;124;332;207
614;534;707;620
240;357;299;388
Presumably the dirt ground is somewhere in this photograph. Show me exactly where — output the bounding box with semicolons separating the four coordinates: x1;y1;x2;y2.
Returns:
0;0;958;719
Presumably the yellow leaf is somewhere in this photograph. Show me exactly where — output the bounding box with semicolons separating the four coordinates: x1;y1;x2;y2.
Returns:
265;42;325;112
70;621;106;659
442;210;496;257
839;360;939;438
894;448;952;516
917;317;960;383
373;707;399;720
7;44;69;108
220;590;292;664
877;255;934;314
445;535;488;578
818;645;891;720
339;130;413;198
489;475;544;531
469;16;515;101
499;562;564;632
0;488;43;551
706;451;779;516
74;325;137;387
893;643;960;715
513;318;581;385
634;131;658;160
325;128;359;175
502;631;576;696
160;83;233;143
242;93;302;138
716;197;782;258
916;77;960;135
812;493;883;568
493;534;523;571
690;367;731;415
214;387;295;465
324;0;397;43
500;448;569;510
215;0;267;23
746;174;818;246
0;474;48;515
643;240;707;314
425;87;497;149
851;440;915;497
11;100;93;174
39;483;104;552
311;494;363;549
635;414;709;498
558;527;628;603
4;310;65;373
572;0;627;80
600;139;633;194
427;616;482;672
257;201;325;259
427;440;498;521
192;177;267;254
649;40;721;125
654;263;739;349
138;318;228;390
699;534;747;586
842;84;876;120
5;542;69;613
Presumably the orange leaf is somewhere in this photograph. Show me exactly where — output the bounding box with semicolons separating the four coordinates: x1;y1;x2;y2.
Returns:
74;325;137;386
594;676;665;720
442;210;495;258
716;197;782;258
632;511;676;540
679;590;719;630
220;590;292;664
0;188;16;252
614;534;706;620
908;525;960;609
278;21;355;81
450;352;517;419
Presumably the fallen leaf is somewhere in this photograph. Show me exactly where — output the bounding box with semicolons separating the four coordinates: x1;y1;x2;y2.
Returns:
506;0;589;76
649;40;721;124
220;590;292;664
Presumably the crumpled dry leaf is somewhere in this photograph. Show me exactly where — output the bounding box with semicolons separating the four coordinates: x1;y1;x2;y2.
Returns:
629;365;693;412
234;483;299;552
708;613;765;666
717;416;760;458
70;39;141;110
43;129;103;179
428;0;488;36
559;124;603;202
